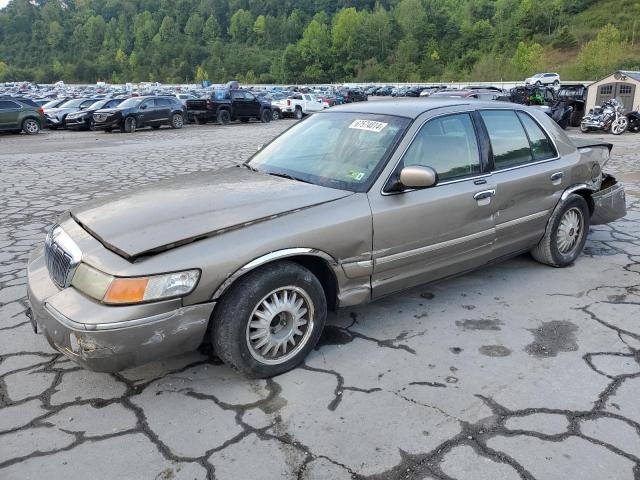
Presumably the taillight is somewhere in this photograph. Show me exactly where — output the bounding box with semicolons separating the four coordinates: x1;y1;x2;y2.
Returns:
37;107;44;114
287;99;291;106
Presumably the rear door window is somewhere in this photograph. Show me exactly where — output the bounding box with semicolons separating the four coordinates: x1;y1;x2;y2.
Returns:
0;100;20;110
403;113;481;181
516;112;557;161
155;98;171;107
479;110;533;169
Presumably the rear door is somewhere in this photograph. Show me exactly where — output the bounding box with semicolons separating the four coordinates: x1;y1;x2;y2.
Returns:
368;110;497;297
154;98;172;123
0;100;21;129
478;109;568;258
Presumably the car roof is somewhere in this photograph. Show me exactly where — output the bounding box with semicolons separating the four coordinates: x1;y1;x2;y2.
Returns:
329;98;515;118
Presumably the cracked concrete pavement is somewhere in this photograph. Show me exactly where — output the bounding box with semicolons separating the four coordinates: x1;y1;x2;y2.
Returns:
1;118;639;479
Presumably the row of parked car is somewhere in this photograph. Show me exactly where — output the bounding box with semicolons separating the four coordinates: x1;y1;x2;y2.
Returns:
0;80;375;135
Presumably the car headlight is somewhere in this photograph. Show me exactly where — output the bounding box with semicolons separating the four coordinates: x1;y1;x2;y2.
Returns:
71;263;200;304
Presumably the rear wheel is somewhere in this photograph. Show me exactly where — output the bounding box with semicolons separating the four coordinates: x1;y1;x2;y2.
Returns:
217;109;231;125
211;261;327;378
121;116;136;133
170;113;184;129
22;118;40;135
294;107;303;120
569;110;582;127
272;109;281;120
261;109;272;123
531;194;590;267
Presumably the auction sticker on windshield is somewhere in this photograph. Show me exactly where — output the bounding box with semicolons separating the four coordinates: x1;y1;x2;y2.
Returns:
348;119;388;133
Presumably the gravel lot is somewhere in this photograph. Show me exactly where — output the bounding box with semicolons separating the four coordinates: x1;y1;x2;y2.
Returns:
1;116;639;480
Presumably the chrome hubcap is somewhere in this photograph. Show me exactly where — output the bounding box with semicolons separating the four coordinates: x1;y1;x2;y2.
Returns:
174;115;183;127
25;121;38;133
557;208;583;254
246;286;314;365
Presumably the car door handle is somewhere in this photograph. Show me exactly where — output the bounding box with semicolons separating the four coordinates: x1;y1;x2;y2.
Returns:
473;189;496;201
550;172;564;184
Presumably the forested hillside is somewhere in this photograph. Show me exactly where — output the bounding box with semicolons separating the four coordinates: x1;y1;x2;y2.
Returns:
0;0;638;83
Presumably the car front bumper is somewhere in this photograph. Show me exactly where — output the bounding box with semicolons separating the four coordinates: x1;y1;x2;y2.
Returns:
92;118;122;130
27;248;215;372
65;116;90;128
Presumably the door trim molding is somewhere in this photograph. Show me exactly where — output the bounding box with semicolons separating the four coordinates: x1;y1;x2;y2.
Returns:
375;227;496;266
496;210;550;231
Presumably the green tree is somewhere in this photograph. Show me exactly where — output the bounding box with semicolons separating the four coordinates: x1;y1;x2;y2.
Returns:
229;9;253;42
576;24;630;79
510;41;545;77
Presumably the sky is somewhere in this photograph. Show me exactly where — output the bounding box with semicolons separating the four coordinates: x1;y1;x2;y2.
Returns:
0;0;9;8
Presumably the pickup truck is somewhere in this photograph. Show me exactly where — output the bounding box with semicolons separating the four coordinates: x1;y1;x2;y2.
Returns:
187;89;272;125
271;93;326;119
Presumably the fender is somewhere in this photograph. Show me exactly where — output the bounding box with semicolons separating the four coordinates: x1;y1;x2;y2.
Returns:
211;248;340;301
560;183;596;202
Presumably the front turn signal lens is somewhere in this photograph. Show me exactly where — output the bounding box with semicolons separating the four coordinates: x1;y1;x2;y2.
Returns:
104;277;149;304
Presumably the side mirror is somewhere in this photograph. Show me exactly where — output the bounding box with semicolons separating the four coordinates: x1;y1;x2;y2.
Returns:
140;104;147;110
399;165;437;189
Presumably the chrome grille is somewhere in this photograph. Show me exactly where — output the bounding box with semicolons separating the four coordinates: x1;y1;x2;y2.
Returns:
44;226;82;288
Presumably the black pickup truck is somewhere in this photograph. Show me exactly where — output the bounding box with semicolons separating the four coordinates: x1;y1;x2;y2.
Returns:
187;87;273;125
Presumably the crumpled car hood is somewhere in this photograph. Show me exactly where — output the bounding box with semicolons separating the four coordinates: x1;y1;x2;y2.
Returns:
71;167;352;260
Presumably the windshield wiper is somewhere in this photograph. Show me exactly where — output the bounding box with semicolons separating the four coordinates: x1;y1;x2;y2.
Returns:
266;172;312;184
241;163;258;171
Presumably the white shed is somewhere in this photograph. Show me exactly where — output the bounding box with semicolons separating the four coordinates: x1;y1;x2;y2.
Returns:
585;70;640;113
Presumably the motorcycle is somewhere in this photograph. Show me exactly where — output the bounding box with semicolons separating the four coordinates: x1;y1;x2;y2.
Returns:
626;111;640;133
580;98;628;135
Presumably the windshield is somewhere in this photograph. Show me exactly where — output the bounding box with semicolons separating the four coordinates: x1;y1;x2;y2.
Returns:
248;112;409;192
118;97;145;108
42;99;63;109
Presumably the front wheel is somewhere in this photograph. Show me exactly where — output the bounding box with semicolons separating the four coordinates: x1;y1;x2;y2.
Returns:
170;113;184;129
217;109;231;125
22;118;40;135
611;117;628;135
531;194;590;267
260;109;272;123
121;116;136;133
211;261;327;378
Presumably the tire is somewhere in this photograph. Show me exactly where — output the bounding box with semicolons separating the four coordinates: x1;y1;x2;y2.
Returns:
531;194;590;267
217;109;231;125
272;110;281;120
260;109;272;123
294;107;303;120
122;116;136;133
536;81;542;86
22;118;40;135
569;110;582;127
196;117;208;125
170;113;184;129
553;80;559;86
580;122;590;133
611;117;628;135
211;261;327;378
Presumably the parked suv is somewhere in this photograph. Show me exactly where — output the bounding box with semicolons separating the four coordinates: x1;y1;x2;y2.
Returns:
525;73;561;86
0;98;44;135
92;96;186;133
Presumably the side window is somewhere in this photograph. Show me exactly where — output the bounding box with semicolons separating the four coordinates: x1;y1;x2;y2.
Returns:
231;91;244;100
155;98;170;107
402;113;480;181
0;100;19;110
516;112;557;161
141;100;153;109
243;92;256;101
480;110;532;169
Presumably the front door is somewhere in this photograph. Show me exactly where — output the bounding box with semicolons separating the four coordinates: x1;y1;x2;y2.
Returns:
368;112;497;298
138;98;157;126
478;109;568;258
